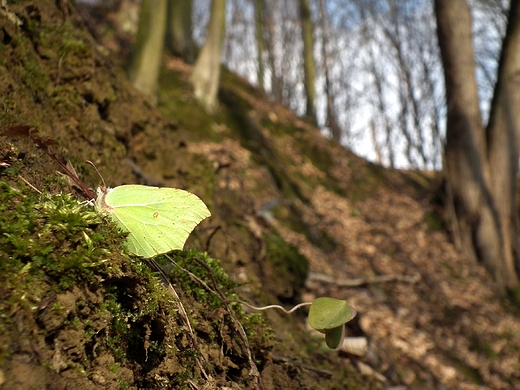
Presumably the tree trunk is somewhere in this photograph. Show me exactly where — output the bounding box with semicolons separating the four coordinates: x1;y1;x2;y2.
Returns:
126;0;167;101
318;0;341;142
485;0;520;290
435;0;520;292
264;5;279;101
190;0;226;113
299;0;316;122
165;0;196;64
255;0;265;92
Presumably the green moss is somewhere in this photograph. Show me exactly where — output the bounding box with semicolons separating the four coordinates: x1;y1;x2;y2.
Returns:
158;68;226;143
261;120;297;138
157;249;273;364
295;135;334;174
505;286;520;310
0;182;105;287
262;121;349;197
9;35;50;99
469;335;498;360
448;354;485;385
49;84;82;113
220;68;265;102
274;203;338;253
219;88;310;202
164;250;247;310
0;175;180;369
348;161;390;202
35;18;90;59
425;212;444;231
263;230;309;299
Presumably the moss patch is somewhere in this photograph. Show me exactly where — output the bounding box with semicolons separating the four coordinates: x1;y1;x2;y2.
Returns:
263;230;309;301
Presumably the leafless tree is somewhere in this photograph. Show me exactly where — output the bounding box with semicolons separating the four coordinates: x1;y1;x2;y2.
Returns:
185;0;507;176
300;0;317;121
318;0;342;141
436;0;520;292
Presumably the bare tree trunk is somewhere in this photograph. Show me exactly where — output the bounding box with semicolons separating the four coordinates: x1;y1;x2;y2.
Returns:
115;0;140;35
435;0;520;292
299;0;316;121
126;0;167;101
190;0;226;113
263;2;282;101
384;0;428;167
485;0;520;289
370;121;382;165
368;43;395;168
255;0;265;92
165;0;196;64
318;0;341;142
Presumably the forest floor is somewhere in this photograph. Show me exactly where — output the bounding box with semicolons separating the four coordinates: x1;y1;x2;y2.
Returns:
0;1;519;389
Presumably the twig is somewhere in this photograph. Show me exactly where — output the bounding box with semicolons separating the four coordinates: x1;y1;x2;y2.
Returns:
307;271;421;287
146;259;209;380
193;256;263;389
271;354;333;378
124;158;164;187
18;175;42;194
56;52;66;86
165;256;312;315
3;126;95;200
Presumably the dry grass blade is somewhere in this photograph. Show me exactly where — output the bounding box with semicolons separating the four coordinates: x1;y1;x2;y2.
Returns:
147;259;209;381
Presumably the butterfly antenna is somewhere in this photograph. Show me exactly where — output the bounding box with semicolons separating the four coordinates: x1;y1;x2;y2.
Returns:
85;160;107;189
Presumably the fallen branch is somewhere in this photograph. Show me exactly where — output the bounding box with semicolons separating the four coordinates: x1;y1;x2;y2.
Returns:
271;354;333;378
307;271;421;288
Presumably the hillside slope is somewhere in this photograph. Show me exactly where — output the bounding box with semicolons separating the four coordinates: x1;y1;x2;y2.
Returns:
0;2;519;389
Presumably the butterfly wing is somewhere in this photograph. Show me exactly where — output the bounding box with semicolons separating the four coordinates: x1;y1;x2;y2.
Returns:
100;185;210;258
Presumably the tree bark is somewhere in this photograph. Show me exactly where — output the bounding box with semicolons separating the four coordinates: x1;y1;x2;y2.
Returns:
485;0;520;289
263;3;282;102
165;0;196;64
190;0;226;113
255;0;265;92
126;0;167;101
318;0;341;142
299;0;316;122
435;0;520;292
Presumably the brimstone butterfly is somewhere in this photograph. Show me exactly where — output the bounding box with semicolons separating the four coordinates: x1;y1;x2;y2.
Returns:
95;184;210;258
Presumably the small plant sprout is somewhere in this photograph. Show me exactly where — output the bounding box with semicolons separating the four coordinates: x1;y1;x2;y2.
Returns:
222;297;357;350
242;297;357;350
308;297;357;349
178;256;358;350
